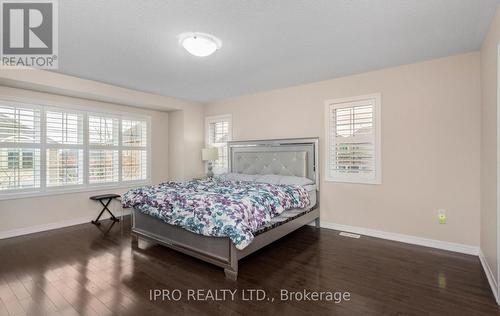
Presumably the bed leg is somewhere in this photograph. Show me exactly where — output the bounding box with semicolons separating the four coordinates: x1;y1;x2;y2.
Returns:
225;244;238;280
224;268;238;280
315;217;321;228
131;233;139;249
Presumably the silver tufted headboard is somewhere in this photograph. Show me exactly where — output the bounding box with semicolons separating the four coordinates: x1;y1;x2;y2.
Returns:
228;138;319;184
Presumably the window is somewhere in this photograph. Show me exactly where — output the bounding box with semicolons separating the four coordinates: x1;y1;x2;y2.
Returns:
325;94;381;184
0;99;150;198
122;119;147;147
46;149;83;187
7;151;34;169
89;115;119;146
46;110;84;187
122;149;147;181
205;114;232;174
1;148;40;190
22;152;34;169
88;114;119;184
89;150;118;184
0;103;41;191
121;119;147;181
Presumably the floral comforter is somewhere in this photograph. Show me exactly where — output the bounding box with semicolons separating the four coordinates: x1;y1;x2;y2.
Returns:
122;178;310;250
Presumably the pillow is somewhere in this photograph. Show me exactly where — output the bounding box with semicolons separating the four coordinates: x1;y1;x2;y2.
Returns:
219;173;315;186
254;174;283;185
216;173;257;182
254;174;314;186
278;175;315;186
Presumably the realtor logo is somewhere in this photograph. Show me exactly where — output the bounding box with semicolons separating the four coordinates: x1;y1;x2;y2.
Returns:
1;0;58;68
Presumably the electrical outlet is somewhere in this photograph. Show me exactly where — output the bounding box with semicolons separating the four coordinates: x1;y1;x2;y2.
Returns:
438;209;446;224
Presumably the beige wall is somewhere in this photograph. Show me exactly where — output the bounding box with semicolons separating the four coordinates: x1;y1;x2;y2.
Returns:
168;110;185;181
167;106;205;181
205;52;481;247
0;85;171;233
481;5;500;285
180;104;205;180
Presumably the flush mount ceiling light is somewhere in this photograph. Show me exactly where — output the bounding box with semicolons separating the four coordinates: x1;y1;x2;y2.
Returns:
179;32;222;57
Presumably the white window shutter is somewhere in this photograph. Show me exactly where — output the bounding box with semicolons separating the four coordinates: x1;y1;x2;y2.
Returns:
45;110;85;187
121;119;148;181
325;94;381;184
0;105;41;143
122;149;147;181
122;119;147;147
0;104;41;191
46;149;84;186
0;148;40;190
0;98;151;198
205;115;232;174
88;150;119;184
46;111;83;145
88;115;119;146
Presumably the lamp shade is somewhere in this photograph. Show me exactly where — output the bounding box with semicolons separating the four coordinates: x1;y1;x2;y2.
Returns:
202;148;219;161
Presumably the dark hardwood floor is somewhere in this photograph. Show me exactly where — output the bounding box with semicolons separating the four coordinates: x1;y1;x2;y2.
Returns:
0;216;498;315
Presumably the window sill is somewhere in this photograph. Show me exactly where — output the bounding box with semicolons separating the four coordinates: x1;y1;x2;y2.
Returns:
0;181;150;201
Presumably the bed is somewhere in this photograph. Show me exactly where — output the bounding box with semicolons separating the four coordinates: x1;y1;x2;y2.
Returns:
125;138;319;280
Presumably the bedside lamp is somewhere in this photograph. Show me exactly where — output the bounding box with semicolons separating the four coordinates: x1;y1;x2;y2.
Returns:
202;148;219;177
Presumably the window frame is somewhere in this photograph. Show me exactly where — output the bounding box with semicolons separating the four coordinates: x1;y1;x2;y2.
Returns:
0;97;151;200
205;114;232;175
324;93;382;184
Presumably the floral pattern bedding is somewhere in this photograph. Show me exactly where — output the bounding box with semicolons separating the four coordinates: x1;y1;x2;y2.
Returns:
122;178;310;250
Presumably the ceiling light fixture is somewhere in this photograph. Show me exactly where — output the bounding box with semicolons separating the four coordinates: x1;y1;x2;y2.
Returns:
179;32;222;57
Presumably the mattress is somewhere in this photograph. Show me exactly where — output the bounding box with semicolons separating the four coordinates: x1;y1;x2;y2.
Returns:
253;185;317;235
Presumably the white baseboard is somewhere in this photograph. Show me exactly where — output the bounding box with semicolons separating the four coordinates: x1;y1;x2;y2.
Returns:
313;221;479;256
479;250;499;304
0;208;131;240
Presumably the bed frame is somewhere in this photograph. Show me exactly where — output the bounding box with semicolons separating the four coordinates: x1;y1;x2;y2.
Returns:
131;138;320;280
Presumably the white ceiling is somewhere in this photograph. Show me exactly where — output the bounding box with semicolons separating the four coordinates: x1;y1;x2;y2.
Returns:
55;0;499;102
